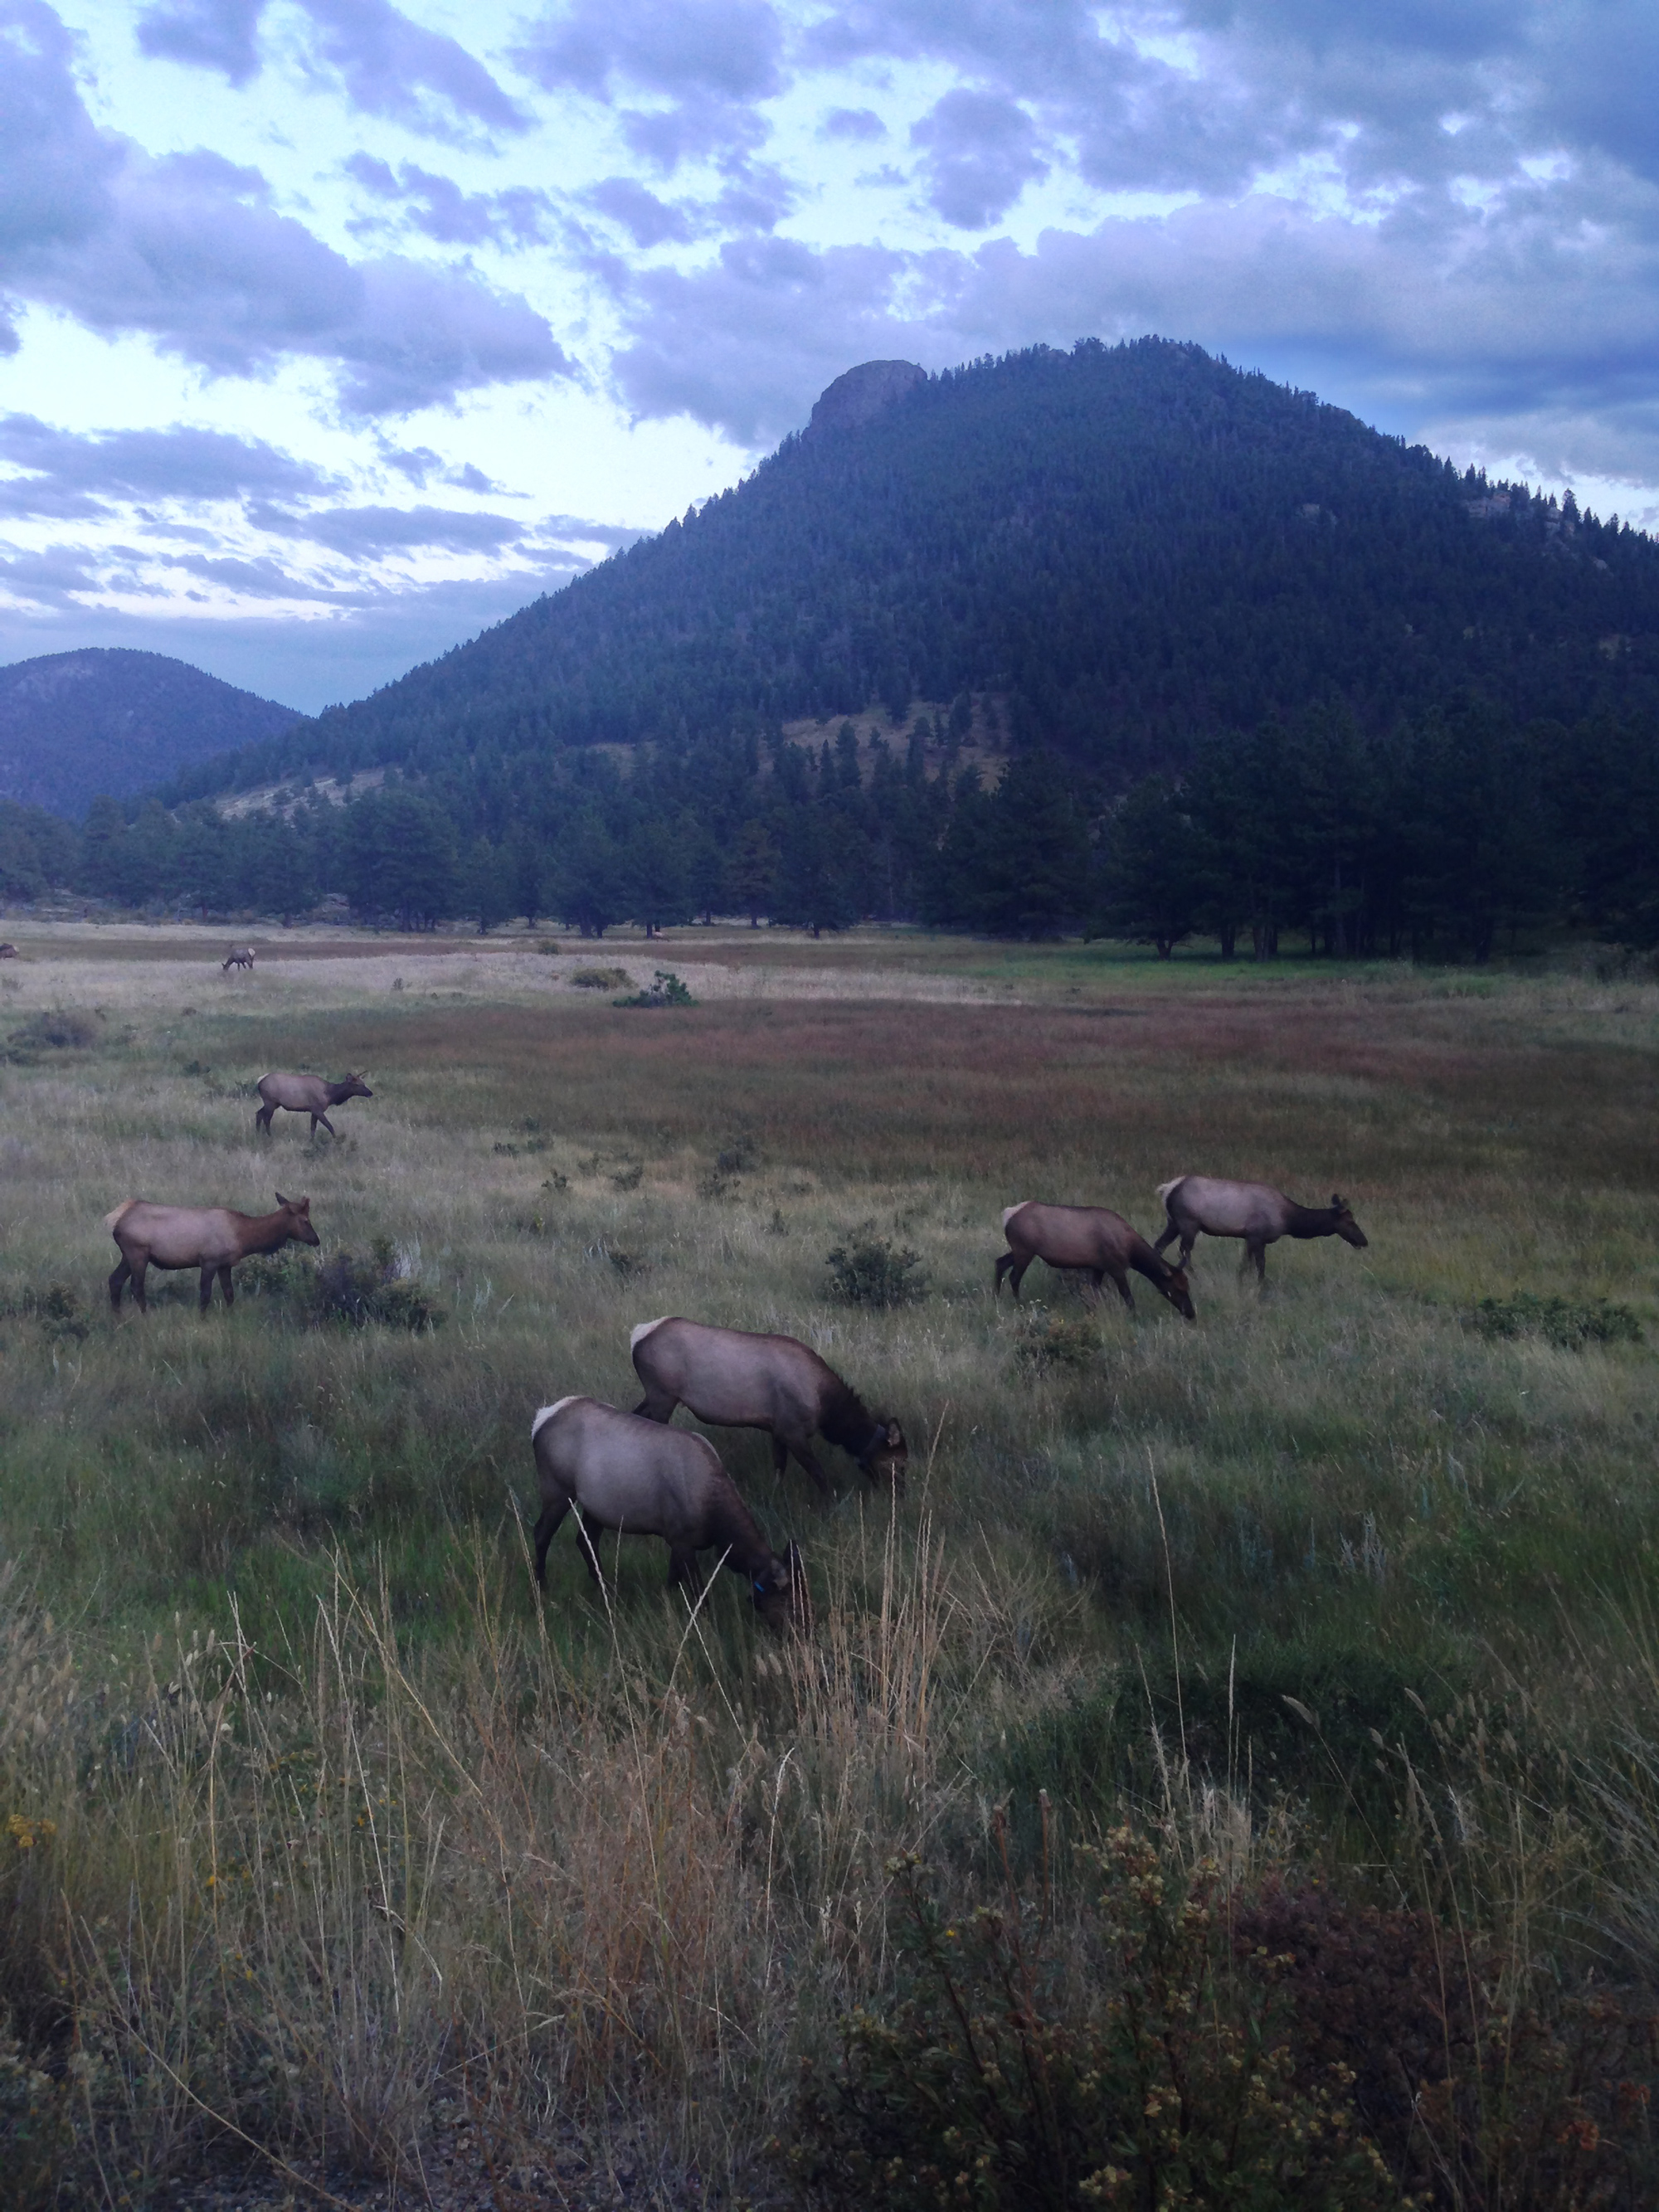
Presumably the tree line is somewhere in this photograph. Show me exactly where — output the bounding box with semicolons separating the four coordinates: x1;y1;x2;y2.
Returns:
5;694;1659;960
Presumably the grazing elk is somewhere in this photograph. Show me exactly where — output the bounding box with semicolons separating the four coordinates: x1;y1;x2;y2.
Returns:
531;1396;805;1633
255;1070;373;1139
221;946;256;973
1154;1177;1369;1286
0;943;17;959
630;1315;907;1496
996;1201;1196;1319
105;1192;319;1314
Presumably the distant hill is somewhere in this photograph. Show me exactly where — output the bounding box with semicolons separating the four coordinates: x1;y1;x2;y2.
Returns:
0;649;300;815
163;338;1659;807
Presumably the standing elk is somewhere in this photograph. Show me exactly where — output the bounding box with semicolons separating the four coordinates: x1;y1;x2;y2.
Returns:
1154;1177;1368;1286
0;943;17;959
531;1396;805;1633
221;946;256;973
630;1315;907;1496
995;1201;1195;1319
105;1193;319;1314
255;1070;373;1139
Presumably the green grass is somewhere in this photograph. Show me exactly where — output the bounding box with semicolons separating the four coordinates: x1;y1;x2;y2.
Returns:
2;926;1658;2203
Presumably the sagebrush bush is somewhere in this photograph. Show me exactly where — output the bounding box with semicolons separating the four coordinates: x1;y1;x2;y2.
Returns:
1471;1292;1643;1349
825;1225;929;1307
1013;1310;1101;1373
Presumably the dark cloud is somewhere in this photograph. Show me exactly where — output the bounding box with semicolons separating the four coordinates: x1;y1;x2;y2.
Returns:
247;501;528;554
167;549;344;599
0;20;570;416
617;98;770;173
514;0;785;104
343;155;552;246
911;90;1047;229
137;0;528;137
0;416;337;521
586;176;698;247
818;106;886;142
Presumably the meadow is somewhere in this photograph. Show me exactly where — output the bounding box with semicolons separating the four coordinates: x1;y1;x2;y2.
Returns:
2;923;1658;2209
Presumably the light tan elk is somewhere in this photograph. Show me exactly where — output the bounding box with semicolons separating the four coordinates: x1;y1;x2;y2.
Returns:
255;1070;373;1138
630;1315;907;1495
1154;1177;1368;1286
531;1396;805;1633
105;1193;319;1314
221;946;256;973
996;1201;1195;1319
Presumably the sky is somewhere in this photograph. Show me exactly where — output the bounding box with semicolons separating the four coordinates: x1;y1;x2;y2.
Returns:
2;1;1659;713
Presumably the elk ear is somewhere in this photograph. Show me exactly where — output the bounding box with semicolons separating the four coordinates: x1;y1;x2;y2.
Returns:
886;1421;905;1448
1331;1193;1344;1209
275;1190;289;1206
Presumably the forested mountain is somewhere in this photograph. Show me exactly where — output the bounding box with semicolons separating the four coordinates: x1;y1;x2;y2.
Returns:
166;337;1659;808
7;339;1659;960
0;649;299;815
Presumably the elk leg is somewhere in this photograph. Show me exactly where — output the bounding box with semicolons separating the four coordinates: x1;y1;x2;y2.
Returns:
994;1250;1016;1296
665;1547;696;1589
130;1257;149;1314
782;1432;832;1498
316;1111;338;1137
1253;1242;1268;1288
1006;1255;1033;1300
573;1514;606;1587
108;1257;130;1311
771;1434;789;1478
218;1265;236;1309
1153;1221;1178;1258
532;1495;571;1586
198;1264;216;1313
254;1105;273;1135
1107;1268;1135;1310
631;1388;677;1422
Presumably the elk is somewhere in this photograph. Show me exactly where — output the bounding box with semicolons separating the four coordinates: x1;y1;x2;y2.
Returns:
995;1201;1195;1319
630;1315;907;1496
1154;1177;1369;1286
531;1396;805;1633
105;1193;319;1314
255;1071;373;1138
0;944;17;960
221;946;256;973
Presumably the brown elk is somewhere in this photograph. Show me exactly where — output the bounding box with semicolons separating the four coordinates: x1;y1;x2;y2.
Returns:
221;946;256;973
995;1201;1195;1319
0;943;17;960
255;1071;373;1138
531;1396;805;1632
105;1193;319;1314
630;1315;907;1496
1154;1177;1369;1286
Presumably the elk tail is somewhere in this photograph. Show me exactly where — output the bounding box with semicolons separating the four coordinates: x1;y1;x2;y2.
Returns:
1155;1179;1186;1207
629;1315;674;1352
103;1199;139;1231
1000;1203;1029;1230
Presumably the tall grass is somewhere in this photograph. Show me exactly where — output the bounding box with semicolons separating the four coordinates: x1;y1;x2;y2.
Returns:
2;931;1659;2200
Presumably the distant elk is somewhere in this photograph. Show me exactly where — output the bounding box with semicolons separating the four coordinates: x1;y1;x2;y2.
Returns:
630;1315;907;1495
255;1070;373;1139
105;1192;319;1314
1154;1177;1369;1286
0;943;17;960
530;1396;805;1633
995;1201;1195;1320
221;946;256;973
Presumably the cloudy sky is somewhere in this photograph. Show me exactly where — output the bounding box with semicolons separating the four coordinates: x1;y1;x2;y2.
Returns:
2;0;1657;712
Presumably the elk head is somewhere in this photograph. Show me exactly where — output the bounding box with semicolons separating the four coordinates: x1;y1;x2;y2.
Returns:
1331;1194;1369;1248
275;1193;322;1247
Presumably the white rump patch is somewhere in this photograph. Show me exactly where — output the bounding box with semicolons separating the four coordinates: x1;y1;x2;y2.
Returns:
102;1199;138;1231
531;1397;578;1441
629;1315;674;1352
1001;1203;1029;1230
1155;1179;1187;1205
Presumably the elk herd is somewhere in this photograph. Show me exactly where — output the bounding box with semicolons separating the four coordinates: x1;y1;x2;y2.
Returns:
98;1040;1370;1638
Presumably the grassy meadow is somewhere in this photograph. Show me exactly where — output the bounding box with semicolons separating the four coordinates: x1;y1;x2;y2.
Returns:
2;924;1659;2207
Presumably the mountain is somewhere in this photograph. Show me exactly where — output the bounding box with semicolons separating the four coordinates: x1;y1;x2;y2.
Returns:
163;337;1659;808
0;649;300;815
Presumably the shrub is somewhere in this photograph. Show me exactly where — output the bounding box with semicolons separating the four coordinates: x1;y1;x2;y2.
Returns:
791;1821;1395;2212
825;1226;928;1308
7;1009;100;1056
569;965;631;989
614;970;695;1007
1471;1292;1643;1349
238;1244;443;1330
1014;1310;1100;1373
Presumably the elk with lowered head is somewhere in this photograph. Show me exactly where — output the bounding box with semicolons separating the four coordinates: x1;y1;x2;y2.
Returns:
255;1070;373;1138
105;1193;319;1314
530;1396;805;1634
1153;1177;1368;1286
995;1200;1196;1319
630;1315;907;1496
